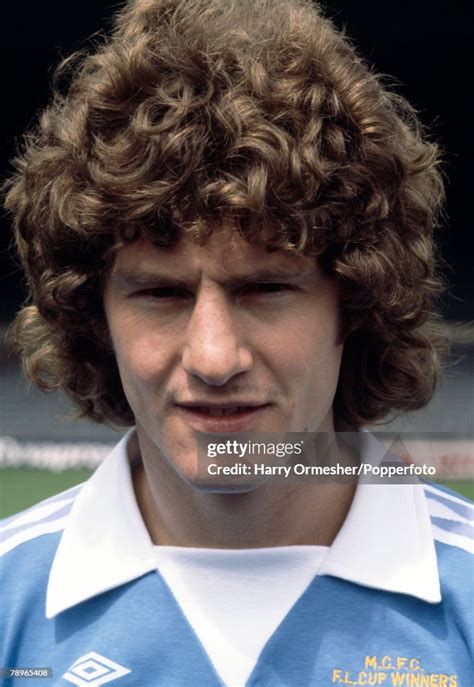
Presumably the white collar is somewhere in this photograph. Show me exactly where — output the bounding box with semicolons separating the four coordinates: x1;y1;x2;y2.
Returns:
46;429;440;618
319;430;440;602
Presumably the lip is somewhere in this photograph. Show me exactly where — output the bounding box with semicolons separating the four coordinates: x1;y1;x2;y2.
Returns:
175;403;271;432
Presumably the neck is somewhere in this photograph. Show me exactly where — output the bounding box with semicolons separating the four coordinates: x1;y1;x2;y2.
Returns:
132;430;358;549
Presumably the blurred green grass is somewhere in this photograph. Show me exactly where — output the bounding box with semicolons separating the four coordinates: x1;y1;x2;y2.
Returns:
0;468;93;518
439;480;474;501
0;467;473;519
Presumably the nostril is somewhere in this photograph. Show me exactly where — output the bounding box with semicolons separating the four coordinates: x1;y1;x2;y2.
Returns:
182;344;253;387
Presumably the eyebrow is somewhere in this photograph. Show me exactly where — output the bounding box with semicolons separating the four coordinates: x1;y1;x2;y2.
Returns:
110;266;318;290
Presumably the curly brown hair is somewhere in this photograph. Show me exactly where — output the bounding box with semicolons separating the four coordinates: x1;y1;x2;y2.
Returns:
4;0;448;429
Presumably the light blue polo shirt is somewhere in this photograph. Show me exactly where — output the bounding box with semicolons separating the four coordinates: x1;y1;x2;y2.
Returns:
1;431;472;686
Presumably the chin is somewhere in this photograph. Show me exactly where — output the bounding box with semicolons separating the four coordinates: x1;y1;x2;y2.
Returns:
189;480;264;494
176;462;266;494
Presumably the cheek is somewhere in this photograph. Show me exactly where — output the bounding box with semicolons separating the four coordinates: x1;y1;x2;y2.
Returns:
284;322;343;427
110;324;176;399
305;320;344;382
286;341;343;395
265;308;342;380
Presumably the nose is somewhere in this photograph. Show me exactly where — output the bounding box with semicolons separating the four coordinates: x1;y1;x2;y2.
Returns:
182;288;253;386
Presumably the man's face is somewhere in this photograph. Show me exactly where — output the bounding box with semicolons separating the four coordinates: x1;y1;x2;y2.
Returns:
103;229;344;486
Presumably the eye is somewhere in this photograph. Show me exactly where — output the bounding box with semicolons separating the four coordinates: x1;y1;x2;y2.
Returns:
244;282;293;295
136;287;189;299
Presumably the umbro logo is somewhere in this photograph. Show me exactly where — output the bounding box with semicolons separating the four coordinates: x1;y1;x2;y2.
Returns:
63;651;131;686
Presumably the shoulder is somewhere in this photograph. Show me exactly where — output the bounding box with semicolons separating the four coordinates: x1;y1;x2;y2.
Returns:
0;484;85;630
0;486;84;665
423;482;473;623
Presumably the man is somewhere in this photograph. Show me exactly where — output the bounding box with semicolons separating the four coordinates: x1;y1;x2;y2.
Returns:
1;1;472;685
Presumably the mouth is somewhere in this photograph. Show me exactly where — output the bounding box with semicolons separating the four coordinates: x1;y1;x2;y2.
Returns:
175;403;271;431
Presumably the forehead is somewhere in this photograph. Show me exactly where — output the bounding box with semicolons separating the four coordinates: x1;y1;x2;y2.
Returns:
110;230;319;281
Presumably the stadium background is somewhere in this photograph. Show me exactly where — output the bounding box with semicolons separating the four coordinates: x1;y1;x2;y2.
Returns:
1;1;472;517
